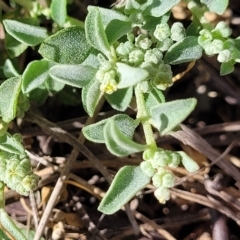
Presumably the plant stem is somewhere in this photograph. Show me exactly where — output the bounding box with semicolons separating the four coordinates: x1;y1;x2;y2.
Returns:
0;181;4;209
134;84;157;149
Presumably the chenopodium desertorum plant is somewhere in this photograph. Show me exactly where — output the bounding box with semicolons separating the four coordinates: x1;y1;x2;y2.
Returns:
0;0;235;218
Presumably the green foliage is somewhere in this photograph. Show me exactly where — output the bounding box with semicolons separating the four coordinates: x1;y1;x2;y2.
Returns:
0;0;237;229
98;166;151;214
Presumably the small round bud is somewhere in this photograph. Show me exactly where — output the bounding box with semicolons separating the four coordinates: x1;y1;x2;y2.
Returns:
217;49;231;63
135;34;152;50
116;41;134;57
144;49;163;64
157;38;173;52
154;23;171;42
168;152;181;168
143;148;157;161
162;173;175;188
129;49;144;65
154;186;171;204
140;161;156;177
150;150;171;168
100;78;118;94
170;22;186;42
212;21;232;38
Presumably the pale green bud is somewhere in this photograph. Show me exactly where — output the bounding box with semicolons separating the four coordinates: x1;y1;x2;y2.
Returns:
218;49;231;63
143;148;157;161
116;41;135;57
150;150;171;168
154;23;171;42
129;49;145;65
140;161;156;177
212;21;232;38
168;152;181;168
171;22;186;42
100;78;118;94
205;39;224;55
144;49;163;64
154;186;171;204
135;34;152;50
162;173;175;188
156;38;173;52
152;172;162;187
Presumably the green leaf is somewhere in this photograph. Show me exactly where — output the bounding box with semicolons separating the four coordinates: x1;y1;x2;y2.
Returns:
200;0;228;15
0;228;11;240
82;77;102;117
117;62;149;88
22;60;51;93
186;16;202;37
0;76;21;122
104;119;147;156
164;36;202;64
0;133;25;155
177;151;199;172
49;64;97;88
220;61;235;76
3;20;48;46
85;7;110;57
144;87;165;114
98;166;151;214
82;114;139;143
105;87;133;111
5;33;28;58
150;98;197;135
50;0;67;26
39;26;92;64
3;59;19;78
144;0;180;17
89;6;132;44
45;77;65;93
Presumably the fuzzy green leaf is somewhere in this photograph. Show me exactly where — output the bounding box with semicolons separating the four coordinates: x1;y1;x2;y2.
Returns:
144;87;165;114
89;6;132;44
3;59;19;78
150;98;197;135
3;20;48;46
178;151;199;172
144;0;180;17
105;87;133;111
50;0;67;26
117;62;149;88
82;77;102;117
200;0;228;15
82;114;139;143
49;64;97;88
0;133;25;155
98;166;151;214
164;36;202;64
39;26;92;64
22;60;51;93
5;33;28;58
220;61;235;76
0;76;21;122
104;119;147;156
85;7;110;57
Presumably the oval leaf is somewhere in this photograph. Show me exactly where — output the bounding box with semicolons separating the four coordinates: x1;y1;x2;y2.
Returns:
164;36;202;64
82;114;139;143
105;87;133;111
50;0;67;26
104;119;147;156
82;77;102;117
85;7;110;57
98;166;151;214
117;62;149;88
49;64;97;88
3;20;48;46
150;98;197;135
200;0;228;15
0;133;25;155
0;76;22;122
39;26;92;64
22;60;51;93
178;151;199;172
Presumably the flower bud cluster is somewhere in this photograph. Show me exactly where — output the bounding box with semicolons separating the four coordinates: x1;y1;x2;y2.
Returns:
0;151;39;196
198;21;234;63
16;93;30;119
141;148;181;203
95;60;118;94
115;31;173;91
